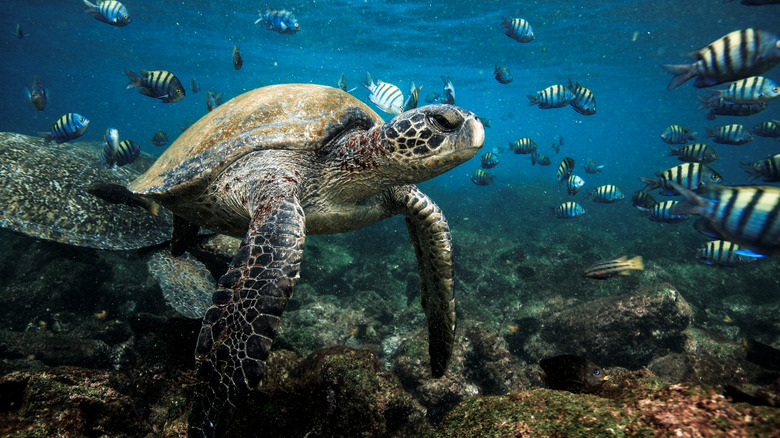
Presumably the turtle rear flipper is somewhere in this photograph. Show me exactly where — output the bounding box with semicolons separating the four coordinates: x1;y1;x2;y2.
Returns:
87;182;160;215
189;194;305;438
392;185;455;377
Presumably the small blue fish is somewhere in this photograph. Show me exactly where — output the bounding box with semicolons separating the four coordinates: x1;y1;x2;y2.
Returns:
424;92;441;104
256;9;300;34
45;113;89;144
470;169;495;186
494;65;513;84
83;0;131;27
584;159;604;174
552;201;586;219
480;152;499;169
527;85;574;109
502;17;534;43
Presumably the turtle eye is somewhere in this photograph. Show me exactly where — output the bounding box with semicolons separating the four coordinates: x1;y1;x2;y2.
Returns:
427;110;462;133
594;369;600;376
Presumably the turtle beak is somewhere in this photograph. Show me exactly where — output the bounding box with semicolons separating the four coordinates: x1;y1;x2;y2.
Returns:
450;116;484;162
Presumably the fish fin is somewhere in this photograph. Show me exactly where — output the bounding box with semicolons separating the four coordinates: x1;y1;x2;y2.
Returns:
693;217;724;239
620;271;632;276
704;127;715;138
666;145;680;156
124;68;142;89
82;0;97;12
661;63;695;90
526;94;539;106
614;256;627;262
733;248;767;259
628;256;643;270
694;76;723;88
138;88;158;97
638;176;660;193
253;17;263;24
666;181;707;216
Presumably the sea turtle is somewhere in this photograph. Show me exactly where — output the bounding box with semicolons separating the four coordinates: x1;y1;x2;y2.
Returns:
101;83;484;437
0;132;171;250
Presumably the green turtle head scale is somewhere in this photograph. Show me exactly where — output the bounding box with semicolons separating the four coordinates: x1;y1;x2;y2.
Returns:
376;104;485;183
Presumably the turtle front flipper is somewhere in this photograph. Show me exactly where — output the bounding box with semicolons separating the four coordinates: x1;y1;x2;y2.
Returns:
188;195;305;438
390;185;455;377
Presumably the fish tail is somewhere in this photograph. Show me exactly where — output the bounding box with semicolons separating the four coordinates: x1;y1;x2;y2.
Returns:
695;95;711;110
362;72;373;90
639;176;660;192
628;256;643;270
661;63;695;90
704;127;716;138
667;145;680;156
124;68;142;89
526;94;539;106
739;162;762;181
147;202;160;216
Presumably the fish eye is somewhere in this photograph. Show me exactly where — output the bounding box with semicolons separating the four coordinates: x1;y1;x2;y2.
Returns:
427;111;462;133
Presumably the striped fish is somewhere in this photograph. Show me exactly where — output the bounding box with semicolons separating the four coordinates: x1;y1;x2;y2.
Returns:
705;124;753;145
638;200;690;224
557;157;575;183
101;129;140;169
502;17;534;43
668;182;780;256
667;143;718;163
362;73;404;115
740;153;780;182
470;169;495;186
494;65;513;84
704;76;780;105
510;138;537;154
568;79;596;115
587;185;624;203
125;69;185;103
531;152;551;166
698;240;760;266
83;0;131;27
583;256;643;280
631;190;657;209
584;159;604;174
752;121;780;138
151;130;168;147
640;163;723;195
552;201;586;219
527;85;574;109
698;96;767;120
660;124;696;144
45;113;89;144
480;152;499;169
567;174;585;195
663;28;780;89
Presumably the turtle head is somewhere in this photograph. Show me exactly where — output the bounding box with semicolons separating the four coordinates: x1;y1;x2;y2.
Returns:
379;105;484;182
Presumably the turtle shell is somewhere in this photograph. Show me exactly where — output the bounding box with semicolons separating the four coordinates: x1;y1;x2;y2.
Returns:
131;84;383;195
0;132;171;250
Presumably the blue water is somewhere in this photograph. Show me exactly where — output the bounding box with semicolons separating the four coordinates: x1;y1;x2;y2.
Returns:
0;0;778;219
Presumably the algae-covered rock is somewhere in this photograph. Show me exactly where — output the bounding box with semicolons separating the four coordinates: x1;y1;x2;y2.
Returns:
530;282;693;368
432;382;780;437
227;345;430;437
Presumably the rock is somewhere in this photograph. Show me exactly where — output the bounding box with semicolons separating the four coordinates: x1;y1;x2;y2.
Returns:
529;282;693;368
